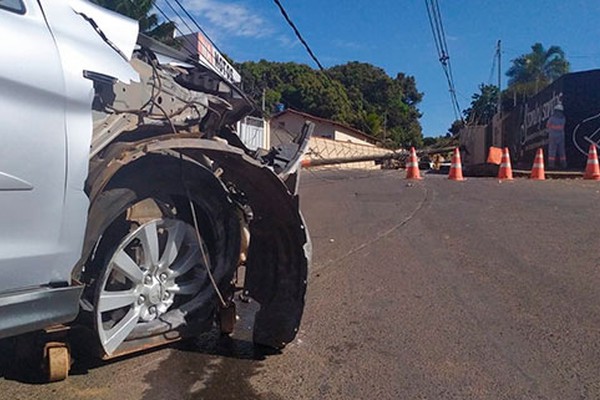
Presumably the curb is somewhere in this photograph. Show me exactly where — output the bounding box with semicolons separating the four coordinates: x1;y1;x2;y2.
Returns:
513;169;583;179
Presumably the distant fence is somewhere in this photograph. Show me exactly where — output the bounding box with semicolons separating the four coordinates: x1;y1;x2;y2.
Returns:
303;137;393;170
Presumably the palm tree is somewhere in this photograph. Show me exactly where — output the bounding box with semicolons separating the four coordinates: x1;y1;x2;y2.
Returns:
506;43;570;96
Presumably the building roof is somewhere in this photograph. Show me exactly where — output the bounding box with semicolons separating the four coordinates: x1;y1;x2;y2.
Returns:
270;109;381;145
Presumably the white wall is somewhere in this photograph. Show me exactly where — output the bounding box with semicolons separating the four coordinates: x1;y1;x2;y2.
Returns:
334;130;375;146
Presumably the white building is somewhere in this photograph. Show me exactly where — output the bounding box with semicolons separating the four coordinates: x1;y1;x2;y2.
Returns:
270;109;380;147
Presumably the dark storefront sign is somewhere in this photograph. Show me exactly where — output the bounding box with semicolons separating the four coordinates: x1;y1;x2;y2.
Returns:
504;69;600;170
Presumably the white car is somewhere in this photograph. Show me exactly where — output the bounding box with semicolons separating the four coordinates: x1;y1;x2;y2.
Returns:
0;0;311;380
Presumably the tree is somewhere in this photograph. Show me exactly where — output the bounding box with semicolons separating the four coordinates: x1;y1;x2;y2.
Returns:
93;0;176;44
423;136;439;147
237;60;425;148
463;84;499;125
364;113;383;136
448;119;465;136
506;43;570;98
328;62;424;147
238;60;354;123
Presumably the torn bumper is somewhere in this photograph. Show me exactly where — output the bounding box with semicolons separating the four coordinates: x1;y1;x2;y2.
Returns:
194;144;311;348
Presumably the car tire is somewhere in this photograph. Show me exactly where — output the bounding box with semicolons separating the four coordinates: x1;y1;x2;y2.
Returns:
80;158;241;358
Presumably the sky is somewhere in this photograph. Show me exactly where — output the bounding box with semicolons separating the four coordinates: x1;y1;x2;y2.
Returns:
161;0;600;137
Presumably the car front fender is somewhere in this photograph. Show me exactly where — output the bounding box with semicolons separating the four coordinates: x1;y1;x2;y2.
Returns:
86;135;311;348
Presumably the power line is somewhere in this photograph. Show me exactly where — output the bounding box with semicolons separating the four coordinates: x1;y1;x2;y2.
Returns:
152;2;199;57
169;0;226;57
152;3;236;78
424;0;462;121
161;0;197;39
271;0;326;72
160;0;226;67
126;0;198;59
487;47;497;85
153;0;229;64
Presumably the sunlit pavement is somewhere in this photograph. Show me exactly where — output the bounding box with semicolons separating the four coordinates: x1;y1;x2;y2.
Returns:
2;170;600;399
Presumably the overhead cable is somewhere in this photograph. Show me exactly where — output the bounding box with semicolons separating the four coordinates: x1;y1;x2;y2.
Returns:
424;0;462;121
161;0;198;40
272;0;326;72
169;0;227;57
156;3;202;53
127;0;197;58
487;48;497;85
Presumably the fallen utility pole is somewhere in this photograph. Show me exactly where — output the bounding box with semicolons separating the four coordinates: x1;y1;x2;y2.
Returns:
302;146;456;168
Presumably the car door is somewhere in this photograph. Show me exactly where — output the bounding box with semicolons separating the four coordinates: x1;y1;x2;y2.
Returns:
0;0;69;292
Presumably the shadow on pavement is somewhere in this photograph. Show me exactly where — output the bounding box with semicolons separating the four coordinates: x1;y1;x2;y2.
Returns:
0;336;45;384
0;330;282;399
140;331;283;400
140;298;284;400
0;299;284;399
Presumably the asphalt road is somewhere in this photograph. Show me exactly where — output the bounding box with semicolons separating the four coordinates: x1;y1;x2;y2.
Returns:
2;169;600;399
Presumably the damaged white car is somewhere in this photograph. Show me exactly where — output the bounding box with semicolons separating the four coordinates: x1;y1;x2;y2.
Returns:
0;0;311;380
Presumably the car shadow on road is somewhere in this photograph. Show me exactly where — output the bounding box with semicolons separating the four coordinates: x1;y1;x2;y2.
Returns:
0;336;44;384
139;330;284;400
0;333;115;384
139;298;285;400
0;329;283;399
0;298;285;399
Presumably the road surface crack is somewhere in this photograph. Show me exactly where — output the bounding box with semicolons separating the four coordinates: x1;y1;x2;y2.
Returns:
314;185;431;274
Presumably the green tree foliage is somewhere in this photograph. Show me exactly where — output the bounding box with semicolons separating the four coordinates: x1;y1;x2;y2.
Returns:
447;119;465;136
506;43;570;100
423;134;454;148
93;0;176;44
364;113;382;136
238;60;353;123
463;84;499;125
423;136;439;147
238;60;424;148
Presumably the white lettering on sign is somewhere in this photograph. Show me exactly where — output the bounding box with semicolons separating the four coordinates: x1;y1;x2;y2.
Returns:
520;92;563;148
213;51;239;84
524;93;562;130
181;32;241;84
194;32;240;84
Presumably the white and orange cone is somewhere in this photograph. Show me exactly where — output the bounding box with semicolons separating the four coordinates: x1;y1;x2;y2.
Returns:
584;143;600;180
405;147;422;180
530;148;545;180
448;148;465;181
497;147;513;180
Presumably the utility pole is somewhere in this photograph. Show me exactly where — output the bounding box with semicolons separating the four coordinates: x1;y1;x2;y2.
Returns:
497;39;502;141
497;40;502;117
383;111;387;142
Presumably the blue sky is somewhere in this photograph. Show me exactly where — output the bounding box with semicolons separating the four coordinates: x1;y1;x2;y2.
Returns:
163;0;600;137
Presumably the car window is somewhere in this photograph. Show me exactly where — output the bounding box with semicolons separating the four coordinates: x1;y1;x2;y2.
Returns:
0;0;25;14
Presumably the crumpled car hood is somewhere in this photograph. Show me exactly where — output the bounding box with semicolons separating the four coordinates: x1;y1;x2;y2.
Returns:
69;0;138;62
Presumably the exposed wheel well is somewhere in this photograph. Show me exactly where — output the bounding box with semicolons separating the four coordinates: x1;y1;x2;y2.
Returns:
76;152;242;292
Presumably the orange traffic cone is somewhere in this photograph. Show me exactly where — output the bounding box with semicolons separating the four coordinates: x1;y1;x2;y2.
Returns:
584;143;600;180
498;147;513;180
405;147;422;180
448;148;465;181
530;148;545;180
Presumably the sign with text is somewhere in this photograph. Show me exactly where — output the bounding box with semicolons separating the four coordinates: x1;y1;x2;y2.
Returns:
181;32;241;85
